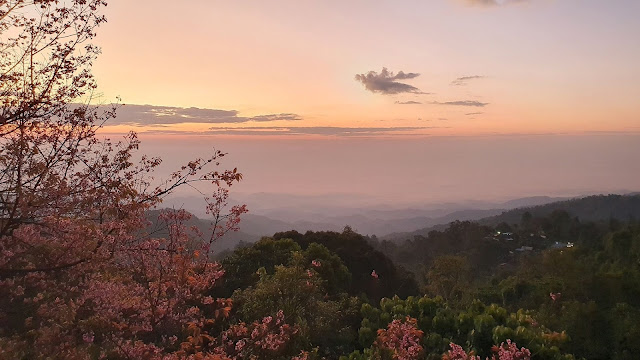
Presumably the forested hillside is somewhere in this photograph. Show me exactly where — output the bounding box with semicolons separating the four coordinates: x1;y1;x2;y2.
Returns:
480;194;640;226
192;206;640;359
364;203;640;360
385;194;640;241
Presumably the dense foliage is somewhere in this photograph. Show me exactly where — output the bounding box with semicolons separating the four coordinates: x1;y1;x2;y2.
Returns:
374;205;640;360
273;228;420;300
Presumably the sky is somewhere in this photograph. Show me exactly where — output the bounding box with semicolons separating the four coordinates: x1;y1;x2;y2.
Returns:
89;0;640;203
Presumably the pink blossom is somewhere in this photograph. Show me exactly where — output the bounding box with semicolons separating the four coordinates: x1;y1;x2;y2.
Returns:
371;270;379;279
216;310;298;357
444;343;481;360
491;340;532;360
445;341;531;360
82;332;95;344
235;339;246;351
375;317;424;360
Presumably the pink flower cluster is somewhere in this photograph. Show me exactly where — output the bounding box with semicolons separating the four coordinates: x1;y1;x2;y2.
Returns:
444;343;481;360
491;340;531;360
375;317;424;360
216;310;298;358
444;340;531;360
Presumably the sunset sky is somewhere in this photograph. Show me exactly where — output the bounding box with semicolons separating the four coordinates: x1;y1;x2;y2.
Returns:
92;0;640;136
89;0;640;202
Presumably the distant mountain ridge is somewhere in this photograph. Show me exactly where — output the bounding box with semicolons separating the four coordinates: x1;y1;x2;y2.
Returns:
162;193;573;239
151;193;640;249
383;194;640;242
479;194;640;226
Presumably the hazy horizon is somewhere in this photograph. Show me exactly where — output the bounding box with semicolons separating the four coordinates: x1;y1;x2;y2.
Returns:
133;133;640;210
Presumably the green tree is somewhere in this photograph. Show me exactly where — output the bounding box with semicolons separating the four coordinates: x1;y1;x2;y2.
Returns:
273;229;419;300
232;262;362;357
424;255;472;304
295;242;352;295
219;237;301;296
351;296;573;360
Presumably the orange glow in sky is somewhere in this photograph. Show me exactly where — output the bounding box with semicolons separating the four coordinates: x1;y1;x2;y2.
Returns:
92;0;640;137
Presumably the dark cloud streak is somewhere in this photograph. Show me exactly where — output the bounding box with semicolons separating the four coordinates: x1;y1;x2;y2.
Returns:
106;104;302;126
395;100;422;105
247;113;302;122
355;67;426;95
141;126;436;137
434;100;488;107
451;75;484;86
206;126;433;136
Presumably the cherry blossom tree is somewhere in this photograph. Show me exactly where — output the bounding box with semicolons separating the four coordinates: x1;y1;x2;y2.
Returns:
0;1;254;358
